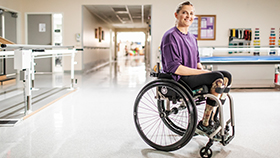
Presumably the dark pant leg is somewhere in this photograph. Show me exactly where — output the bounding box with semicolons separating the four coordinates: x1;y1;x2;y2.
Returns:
218;70;232;86
179;71;224;90
180;71;232;107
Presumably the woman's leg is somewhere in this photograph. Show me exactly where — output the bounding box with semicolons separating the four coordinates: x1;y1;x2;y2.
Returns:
218;71;232;103
211;71;232;122
203;78;223;126
180;71;224;127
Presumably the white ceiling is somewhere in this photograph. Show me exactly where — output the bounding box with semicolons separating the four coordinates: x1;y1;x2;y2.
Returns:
84;5;151;29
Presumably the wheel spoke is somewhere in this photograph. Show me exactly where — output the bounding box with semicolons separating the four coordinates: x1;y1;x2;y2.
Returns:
134;81;196;151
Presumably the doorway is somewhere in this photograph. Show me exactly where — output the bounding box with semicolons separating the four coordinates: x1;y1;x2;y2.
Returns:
27;14;52;73
117;32;146;58
26;13;63;73
82;4;152;72
0;8;18;76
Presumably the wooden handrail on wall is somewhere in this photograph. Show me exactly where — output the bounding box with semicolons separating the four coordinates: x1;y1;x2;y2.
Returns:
0;36;15;44
0;36;15;85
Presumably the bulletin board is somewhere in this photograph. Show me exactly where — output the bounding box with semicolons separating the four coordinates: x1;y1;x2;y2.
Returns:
189;15;216;40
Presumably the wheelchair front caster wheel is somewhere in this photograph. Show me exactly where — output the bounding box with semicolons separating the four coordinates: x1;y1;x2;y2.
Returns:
200;147;212;158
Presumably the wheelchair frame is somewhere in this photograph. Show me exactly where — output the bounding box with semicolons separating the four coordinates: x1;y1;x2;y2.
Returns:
133;66;235;158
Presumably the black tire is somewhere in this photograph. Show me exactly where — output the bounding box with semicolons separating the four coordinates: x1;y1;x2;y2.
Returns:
200;147;213;158
134;79;197;151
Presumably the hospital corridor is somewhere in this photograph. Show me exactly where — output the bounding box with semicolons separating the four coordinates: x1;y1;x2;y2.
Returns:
1;57;280;158
1;0;280;157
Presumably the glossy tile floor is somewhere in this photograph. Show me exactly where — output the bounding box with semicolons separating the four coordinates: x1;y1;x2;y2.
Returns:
1;56;280;158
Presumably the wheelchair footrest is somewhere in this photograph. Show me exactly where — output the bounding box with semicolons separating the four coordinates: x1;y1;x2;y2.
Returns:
221;126;235;146
223;135;234;145
196;124;235;146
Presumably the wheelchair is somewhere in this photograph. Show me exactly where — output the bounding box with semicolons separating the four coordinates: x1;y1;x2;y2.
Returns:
133;65;235;158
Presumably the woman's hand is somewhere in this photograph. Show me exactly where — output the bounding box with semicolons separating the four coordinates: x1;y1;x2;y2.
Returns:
175;65;210;76
197;63;203;70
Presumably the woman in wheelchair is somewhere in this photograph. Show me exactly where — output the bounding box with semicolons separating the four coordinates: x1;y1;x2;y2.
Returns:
160;1;232;139
134;1;234;157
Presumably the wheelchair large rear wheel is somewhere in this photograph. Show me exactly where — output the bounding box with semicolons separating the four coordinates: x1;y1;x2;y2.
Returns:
134;80;197;151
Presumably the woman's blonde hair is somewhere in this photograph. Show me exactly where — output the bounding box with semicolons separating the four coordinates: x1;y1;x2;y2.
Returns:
176;1;194;13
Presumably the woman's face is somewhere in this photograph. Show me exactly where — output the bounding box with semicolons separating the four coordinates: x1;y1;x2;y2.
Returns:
175;5;195;28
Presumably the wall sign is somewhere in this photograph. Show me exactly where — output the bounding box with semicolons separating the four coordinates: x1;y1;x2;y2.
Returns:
200;17;214;39
189;17;198;38
39;23;46;32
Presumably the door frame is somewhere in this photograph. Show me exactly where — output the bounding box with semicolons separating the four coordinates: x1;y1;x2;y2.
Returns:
25;12;64;45
0;6;20;76
25;12;64;72
0;6;21;44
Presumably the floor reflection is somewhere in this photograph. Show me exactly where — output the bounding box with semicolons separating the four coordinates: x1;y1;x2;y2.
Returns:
109;56;150;87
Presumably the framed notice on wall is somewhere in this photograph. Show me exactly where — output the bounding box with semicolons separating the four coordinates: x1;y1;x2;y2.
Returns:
189;15;216;40
189;17;198;38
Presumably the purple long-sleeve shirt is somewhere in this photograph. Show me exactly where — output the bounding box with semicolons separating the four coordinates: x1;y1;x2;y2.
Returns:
160;27;200;81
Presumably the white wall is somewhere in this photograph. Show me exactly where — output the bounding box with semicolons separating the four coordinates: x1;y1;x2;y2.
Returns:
194;0;280;47
1;0;280;70
0;0;23;44
82;6;113;72
149;0;280;67
0;0;22;11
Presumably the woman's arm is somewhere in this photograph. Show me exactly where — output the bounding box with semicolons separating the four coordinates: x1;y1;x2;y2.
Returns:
174;64;210;76
197;62;203;70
